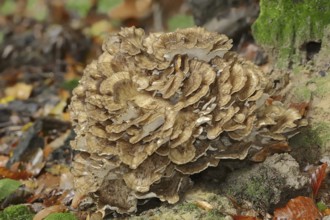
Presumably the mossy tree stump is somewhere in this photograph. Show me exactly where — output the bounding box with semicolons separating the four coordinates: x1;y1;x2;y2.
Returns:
252;0;330;68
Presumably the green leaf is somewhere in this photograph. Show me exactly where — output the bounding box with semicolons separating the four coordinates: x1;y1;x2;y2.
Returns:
0;179;22;201
0;205;34;220
61;79;79;91
317;201;327;212
44;212;77;220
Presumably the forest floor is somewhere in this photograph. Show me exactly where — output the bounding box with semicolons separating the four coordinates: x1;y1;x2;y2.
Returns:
0;1;329;219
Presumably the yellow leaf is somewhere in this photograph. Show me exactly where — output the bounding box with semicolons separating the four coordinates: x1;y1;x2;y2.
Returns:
49;100;67;116
22;122;33;131
0;96;15;104
5;83;33;100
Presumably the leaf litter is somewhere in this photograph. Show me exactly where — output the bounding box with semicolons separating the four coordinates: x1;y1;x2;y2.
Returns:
0;0;329;219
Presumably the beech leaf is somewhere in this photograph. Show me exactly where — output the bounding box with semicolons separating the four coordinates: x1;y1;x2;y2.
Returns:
311;163;328;198
273;196;322;220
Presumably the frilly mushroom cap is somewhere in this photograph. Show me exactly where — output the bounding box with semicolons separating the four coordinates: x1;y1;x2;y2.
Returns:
70;27;305;214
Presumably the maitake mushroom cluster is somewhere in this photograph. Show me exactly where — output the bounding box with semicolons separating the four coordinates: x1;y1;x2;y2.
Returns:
70;27;306;214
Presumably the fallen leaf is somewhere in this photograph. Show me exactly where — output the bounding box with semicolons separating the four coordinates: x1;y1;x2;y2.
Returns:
46;0;70;24
251;141;290;162
44;130;72;159
194;200;213;211
0;156;9;167
0;96;15;105
311;163;328;198
71;192;85;209
4;83;33;100
59;173;74;190
323;208;330;216
0;167;32;180
233;216;259;220
273;196;322;220
37;173;60;189
49;100;67;116
42;190;69;207
22;122;34;131
33;205;66;220
109;0;153;19
88;20;114;37
289;102;309;116
0;179;22;201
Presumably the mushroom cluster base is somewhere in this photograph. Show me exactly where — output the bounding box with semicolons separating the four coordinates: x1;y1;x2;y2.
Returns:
69;27;306;214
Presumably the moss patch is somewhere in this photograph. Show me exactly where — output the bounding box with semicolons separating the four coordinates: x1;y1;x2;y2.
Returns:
313;122;330;149
225;167;285;210
204;209;227;220
44;212;77;220
293;68;330;101
289;127;322;165
0;205;34;220
252;0;330;68
168;15;195;31
177;202;199;212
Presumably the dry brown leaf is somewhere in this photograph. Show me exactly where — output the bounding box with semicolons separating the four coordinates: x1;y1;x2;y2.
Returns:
233;216;260;220
0;155;9;167
33;205;66;220
323;208;330;216
251;142;290;162
71;192;85;209
37;173;60;189
59;172;74;190
289;102;309;116
4;82;33;100
273;196;322;220
311;163;328;198
46;0;70;24
0;166;32;180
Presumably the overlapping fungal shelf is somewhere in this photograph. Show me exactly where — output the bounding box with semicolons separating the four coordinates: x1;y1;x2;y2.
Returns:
69;27;306;214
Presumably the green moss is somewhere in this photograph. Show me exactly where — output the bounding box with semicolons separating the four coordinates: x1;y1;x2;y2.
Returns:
44;212;77;220
292;127;323;148
26;0;46;21
289;123;330;164
0;205;34;220
168;15;194;31
313;122;330;148
245;175;271;204
313;75;330;96
177;202;198;212
0;32;4;45
0;0;15;15
0;179;22;201
205;210;226;220
294;87;311;101
252;0;330;68
294;73;330;101
224;167;285;210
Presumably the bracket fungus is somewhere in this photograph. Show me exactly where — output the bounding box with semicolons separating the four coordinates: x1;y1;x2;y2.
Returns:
69;27;306;214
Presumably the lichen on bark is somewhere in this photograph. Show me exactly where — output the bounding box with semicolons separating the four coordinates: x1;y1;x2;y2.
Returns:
252;0;330;68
